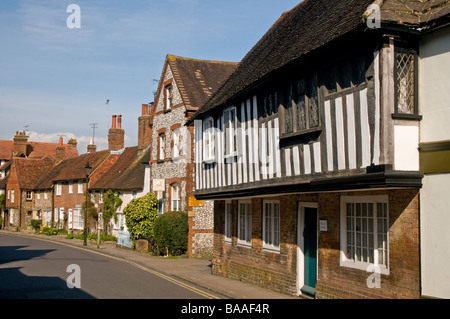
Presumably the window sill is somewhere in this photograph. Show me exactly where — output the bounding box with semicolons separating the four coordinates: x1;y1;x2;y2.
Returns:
262;246;280;254
280;127;322;141
203;159;216;165
391;113;422;121
340;259;390;275
237;242;252;249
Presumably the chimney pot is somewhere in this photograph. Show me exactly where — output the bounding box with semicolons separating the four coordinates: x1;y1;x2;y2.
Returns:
59;137;63;146
117;115;122;129
112;115;117;129
142;104;148;116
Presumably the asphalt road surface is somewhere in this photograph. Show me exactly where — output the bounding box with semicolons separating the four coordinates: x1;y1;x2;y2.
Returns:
0;233;217;299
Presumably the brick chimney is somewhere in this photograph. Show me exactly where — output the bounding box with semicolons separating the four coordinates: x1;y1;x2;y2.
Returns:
87;137;97;153
138;103;153;155
108;115;125;151
56;136;66;162
68;138;78;150
13;131;29;156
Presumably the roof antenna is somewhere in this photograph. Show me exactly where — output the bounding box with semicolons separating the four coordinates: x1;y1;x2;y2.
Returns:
105;99;110;135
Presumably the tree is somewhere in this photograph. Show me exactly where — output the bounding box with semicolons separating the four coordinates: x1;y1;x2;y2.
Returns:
102;190;122;236
81;191;97;232
123;193;159;241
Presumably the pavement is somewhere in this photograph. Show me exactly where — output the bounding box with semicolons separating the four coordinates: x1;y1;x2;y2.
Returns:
0;230;303;300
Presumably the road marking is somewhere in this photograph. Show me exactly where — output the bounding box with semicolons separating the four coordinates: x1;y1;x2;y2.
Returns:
0;233;220;299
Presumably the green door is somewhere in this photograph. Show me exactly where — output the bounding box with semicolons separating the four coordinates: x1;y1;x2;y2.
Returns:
302;207;317;295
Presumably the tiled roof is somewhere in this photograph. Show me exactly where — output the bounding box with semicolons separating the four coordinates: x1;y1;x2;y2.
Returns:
0;141;14;159
34;150;111;189
379;0;450;27
165;55;238;111
191;0;450;120
13;156;56;190
91;147;150;191
0;139;78;160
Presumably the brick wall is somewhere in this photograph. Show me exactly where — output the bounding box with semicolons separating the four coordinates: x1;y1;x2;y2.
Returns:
211;189;421;299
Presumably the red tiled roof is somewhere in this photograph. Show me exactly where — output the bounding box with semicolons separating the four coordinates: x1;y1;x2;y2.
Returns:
12;156;56;190
35;150;111;189
91;147;150;191
0;139;78;160
0;141;14;159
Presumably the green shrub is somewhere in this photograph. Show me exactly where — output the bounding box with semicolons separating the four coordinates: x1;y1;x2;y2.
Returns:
153;211;188;256
123;193;159;241
41;226;67;236
66;233;74;239
30;219;42;231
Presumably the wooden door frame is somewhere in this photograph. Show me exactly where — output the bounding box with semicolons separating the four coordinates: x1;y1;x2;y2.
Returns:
297;202;318;296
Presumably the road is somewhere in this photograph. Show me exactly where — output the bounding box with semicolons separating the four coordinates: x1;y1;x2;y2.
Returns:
0;233;218;299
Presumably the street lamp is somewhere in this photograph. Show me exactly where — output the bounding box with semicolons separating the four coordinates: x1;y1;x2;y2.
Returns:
83;162;92;246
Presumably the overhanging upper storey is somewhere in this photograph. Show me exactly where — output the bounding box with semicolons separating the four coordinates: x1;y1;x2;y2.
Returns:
188;0;447;200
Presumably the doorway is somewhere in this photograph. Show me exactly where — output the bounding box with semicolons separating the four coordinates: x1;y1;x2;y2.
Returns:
297;203;318;296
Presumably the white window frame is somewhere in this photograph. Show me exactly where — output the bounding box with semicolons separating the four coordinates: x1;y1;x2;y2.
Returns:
159;133;166;161
165;83;173;110
26;190;33;201
68;182;73;194
78;181;83;194
157;191;165;215
238;200;252;247
171;183;180;212
173;128;181;159
225;200;232;244
203;117;215;162
56;183;62;196
224;106;237;158
340;195;390;275
262;200;280;253
11;190;15;204
73;207;83;230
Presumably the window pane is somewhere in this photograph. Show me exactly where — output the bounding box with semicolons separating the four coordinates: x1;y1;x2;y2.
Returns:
285;86;294;134
274;203;280;247
308;74;319;128
295;79;307;131
396;52;415;114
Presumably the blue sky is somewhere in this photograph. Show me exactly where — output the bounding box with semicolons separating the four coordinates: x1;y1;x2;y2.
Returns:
0;0;301;154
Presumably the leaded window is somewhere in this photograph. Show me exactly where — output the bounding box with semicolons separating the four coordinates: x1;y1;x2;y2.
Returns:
282;74;320;136
394;48;419;118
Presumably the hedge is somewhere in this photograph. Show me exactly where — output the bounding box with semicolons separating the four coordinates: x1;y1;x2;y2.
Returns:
153;211;188;256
